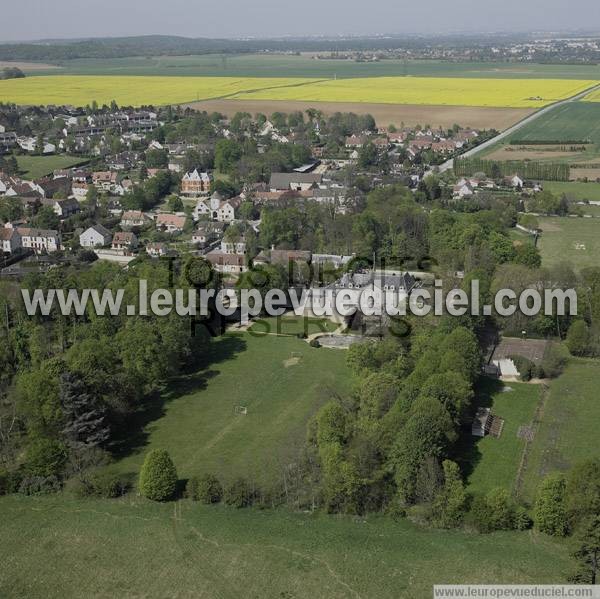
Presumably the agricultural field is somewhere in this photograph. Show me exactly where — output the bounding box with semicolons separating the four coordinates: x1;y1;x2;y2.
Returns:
15;54;600;80
456;379;541;498
537;216;600;269
0;495;570;599
520;358;600;502
186;98;533;130
230;77;598;108
15;154;87;180
507;101;600;144
109;330;352;490
0;75;317;107
0;75;596;109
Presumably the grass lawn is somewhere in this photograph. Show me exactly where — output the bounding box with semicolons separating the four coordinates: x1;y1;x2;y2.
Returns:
521;358;600;502
16;154;88;180
456;378;541;497
0;495;571;598
110;330;351;490
537;216;600;269
542;180;600;202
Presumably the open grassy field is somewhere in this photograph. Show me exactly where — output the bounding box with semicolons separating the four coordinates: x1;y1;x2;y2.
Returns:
457;379;541;498
508;101;600;144
17;54;600;80
15;154;88;180
541;180;600;202
520;358;600;502
230;77;598;108
537;216;600;269
1;75;596;109
109;330;352;490
0;495;571;598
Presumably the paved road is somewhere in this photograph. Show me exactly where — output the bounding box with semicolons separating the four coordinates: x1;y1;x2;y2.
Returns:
429;82;600;176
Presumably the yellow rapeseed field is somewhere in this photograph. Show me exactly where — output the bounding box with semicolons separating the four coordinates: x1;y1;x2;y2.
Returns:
0;76;316;107
231;77;598;108
0;75;597;108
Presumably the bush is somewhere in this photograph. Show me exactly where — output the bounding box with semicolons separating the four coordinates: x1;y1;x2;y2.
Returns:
72;471;130;499
18;475;61;496
513;506;533;531
223;478;253;508
468;488;526;533
139;449;178;502
309;338;321;348
508;355;537;381
24;438;68;478
186;474;222;504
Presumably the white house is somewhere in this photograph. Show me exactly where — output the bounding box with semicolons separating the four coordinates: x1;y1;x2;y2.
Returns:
79;224;112;248
17;227;60;253
0;227;21;254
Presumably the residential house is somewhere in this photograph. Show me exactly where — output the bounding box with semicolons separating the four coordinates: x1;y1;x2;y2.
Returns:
156;213;187;233
92;171;118;192
0;227;21;254
205;250;246;275
505;175;524;188
220;236;246;255
111;231;138;251
120;210;151;229
193;192;240;223
146;242;169;258
43;197;80;218
181;169;212;196
269;172;322;192
71;181;90;200
79;224;112;248
17;227;60;253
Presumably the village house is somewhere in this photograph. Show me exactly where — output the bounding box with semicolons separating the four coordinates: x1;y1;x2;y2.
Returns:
146;242;169;258
111;231;138;251
156;213;187;233
120;210;151;229
193;192;240;223
92;171;118;192
191;222;225;246
220;236;247;255
79;224;112;248
43;197;80;218
269;172;323;192
71;181;90;201
0;227;22;255
16;226;61;253
181;169;212;196
205;250;247;275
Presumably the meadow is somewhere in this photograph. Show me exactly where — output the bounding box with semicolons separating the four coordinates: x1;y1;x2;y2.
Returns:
456;379;541;498
109;330;352;490
0;75;596;108
20;54;600;80
520;358;600;502
541;180;600;202
0;495;570;598
15;155;88;179
230;77;598;108
537;216;600;269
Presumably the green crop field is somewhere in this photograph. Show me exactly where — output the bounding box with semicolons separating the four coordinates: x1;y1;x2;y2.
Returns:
521;358;600;501
15;155;88;180
0;495;570;598
508;101;600;144
456;379;541;497
21;54;600;80
109;330;352;490
537;216;600;269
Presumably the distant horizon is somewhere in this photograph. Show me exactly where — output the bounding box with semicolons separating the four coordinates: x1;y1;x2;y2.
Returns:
3;29;600;45
1;0;600;44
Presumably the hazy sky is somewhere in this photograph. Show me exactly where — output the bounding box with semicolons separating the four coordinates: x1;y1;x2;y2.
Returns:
1;0;599;42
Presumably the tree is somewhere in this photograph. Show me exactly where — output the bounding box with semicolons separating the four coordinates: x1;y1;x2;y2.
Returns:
59;372;110;451
569;516;600;584
565;459;600;528
139;449;178;501
167;195;184;212
535;473;569;536
24;438;67;478
566;320;591;356
432;460;468;528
